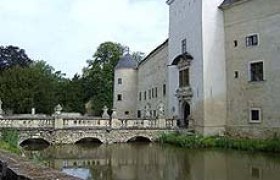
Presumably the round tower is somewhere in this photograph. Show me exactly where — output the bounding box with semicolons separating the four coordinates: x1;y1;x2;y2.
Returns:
113;54;138;119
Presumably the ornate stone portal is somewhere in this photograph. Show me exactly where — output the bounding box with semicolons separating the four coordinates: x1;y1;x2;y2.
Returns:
171;52;193;128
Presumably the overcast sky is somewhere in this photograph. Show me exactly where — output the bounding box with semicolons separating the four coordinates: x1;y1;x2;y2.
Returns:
0;0;168;77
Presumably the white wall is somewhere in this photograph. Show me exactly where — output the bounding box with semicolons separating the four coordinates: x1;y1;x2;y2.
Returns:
201;0;227;135
167;0;204;125
113;68;138;119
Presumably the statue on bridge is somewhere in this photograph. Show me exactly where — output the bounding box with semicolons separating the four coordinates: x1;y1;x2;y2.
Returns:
54;104;63;115
144;105;151;119
157;103;165;119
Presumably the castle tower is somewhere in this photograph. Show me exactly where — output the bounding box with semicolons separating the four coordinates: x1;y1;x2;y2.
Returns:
167;0;226;135
113;54;138;119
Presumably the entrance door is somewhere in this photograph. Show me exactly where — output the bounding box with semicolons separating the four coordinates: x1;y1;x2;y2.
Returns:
184;103;190;128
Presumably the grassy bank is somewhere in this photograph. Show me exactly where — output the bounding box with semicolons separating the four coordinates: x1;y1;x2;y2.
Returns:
0;129;20;154
160;133;280;153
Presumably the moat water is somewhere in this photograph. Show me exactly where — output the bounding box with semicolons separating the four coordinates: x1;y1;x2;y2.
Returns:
22;143;280;180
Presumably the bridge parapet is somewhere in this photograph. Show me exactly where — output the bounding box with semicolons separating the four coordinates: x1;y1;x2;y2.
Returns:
0;115;177;130
0;118;54;129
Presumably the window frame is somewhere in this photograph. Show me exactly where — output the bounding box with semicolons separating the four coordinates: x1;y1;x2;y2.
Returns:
163;84;166;96
249;108;262;123
179;67;190;87
117;94;122;101
248;60;265;82
246;33;259;47
117;78;122;85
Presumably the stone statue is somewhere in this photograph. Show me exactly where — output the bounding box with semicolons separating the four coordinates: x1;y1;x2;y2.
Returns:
145;106;151;119
157;103;164;118
102;106;110;119
111;108;117;119
55;104;63;115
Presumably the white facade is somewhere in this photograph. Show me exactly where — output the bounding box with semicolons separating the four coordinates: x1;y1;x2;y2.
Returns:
167;0;227;135
113;0;280;137
113;55;138;119
222;0;280;138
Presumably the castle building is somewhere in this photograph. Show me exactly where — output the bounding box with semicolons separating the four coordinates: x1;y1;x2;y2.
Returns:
113;0;280;137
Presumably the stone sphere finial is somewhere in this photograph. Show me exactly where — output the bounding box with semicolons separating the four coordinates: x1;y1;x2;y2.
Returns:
55;104;63;115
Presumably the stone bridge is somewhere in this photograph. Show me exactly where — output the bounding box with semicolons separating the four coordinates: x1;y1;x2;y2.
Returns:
17;129;173;145
0;115;178;145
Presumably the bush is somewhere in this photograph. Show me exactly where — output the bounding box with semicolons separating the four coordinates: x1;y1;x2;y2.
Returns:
160;133;280;153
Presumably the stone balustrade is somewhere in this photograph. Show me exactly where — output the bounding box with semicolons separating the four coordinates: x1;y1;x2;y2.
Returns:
0;115;177;130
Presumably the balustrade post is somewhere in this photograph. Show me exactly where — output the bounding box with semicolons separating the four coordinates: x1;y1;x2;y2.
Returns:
111;108;122;128
54;104;63;129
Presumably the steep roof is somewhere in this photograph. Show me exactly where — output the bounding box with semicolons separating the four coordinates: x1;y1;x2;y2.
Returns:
115;54;138;70
219;0;250;9
138;39;168;66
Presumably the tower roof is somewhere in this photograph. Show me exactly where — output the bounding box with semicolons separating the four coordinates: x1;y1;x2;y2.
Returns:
115;54;138;70
219;0;249;9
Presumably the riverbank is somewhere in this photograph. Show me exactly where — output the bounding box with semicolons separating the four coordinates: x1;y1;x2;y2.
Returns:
160;133;280;153
0;129;20;154
0;149;81;180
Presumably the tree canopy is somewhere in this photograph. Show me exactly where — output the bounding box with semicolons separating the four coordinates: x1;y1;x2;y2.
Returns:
0;42;143;116
82;42;124;115
0;45;32;70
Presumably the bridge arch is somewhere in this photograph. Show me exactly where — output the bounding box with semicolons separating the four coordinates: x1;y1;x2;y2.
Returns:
19;137;51;147
75;137;103;144
126;135;152;143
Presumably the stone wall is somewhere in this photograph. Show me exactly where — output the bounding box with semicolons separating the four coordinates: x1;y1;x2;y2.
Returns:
18;129;177;145
223;0;280;137
137;40;169;119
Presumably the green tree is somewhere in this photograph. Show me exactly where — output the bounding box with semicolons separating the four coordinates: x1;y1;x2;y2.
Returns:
83;42;123;115
0;45;32;70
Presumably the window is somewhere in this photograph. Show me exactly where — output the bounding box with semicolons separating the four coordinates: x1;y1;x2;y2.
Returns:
234;40;238;47
139;92;142;101
249;61;264;82
137;110;141;118
144;91;147;100
117;94;122;101
149;89;151;99
155;87;158;98
152;88;154;98
125;111;129;115
234;71;239;79
118;78;122;85
250;108;261;123
179;68;190;87
181;38;187;53
246;34;258;47
163;84;166;96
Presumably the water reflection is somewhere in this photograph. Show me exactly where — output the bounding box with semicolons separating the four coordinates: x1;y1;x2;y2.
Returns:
22;143;280;180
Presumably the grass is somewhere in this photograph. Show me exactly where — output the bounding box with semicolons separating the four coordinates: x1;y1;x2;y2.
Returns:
0;129;20;154
160;132;280;153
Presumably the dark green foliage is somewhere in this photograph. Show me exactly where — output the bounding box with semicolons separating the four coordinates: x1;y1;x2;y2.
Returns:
0;45;32;70
1;129;19;147
160;133;280;153
0;129;20;153
83;42;124;115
